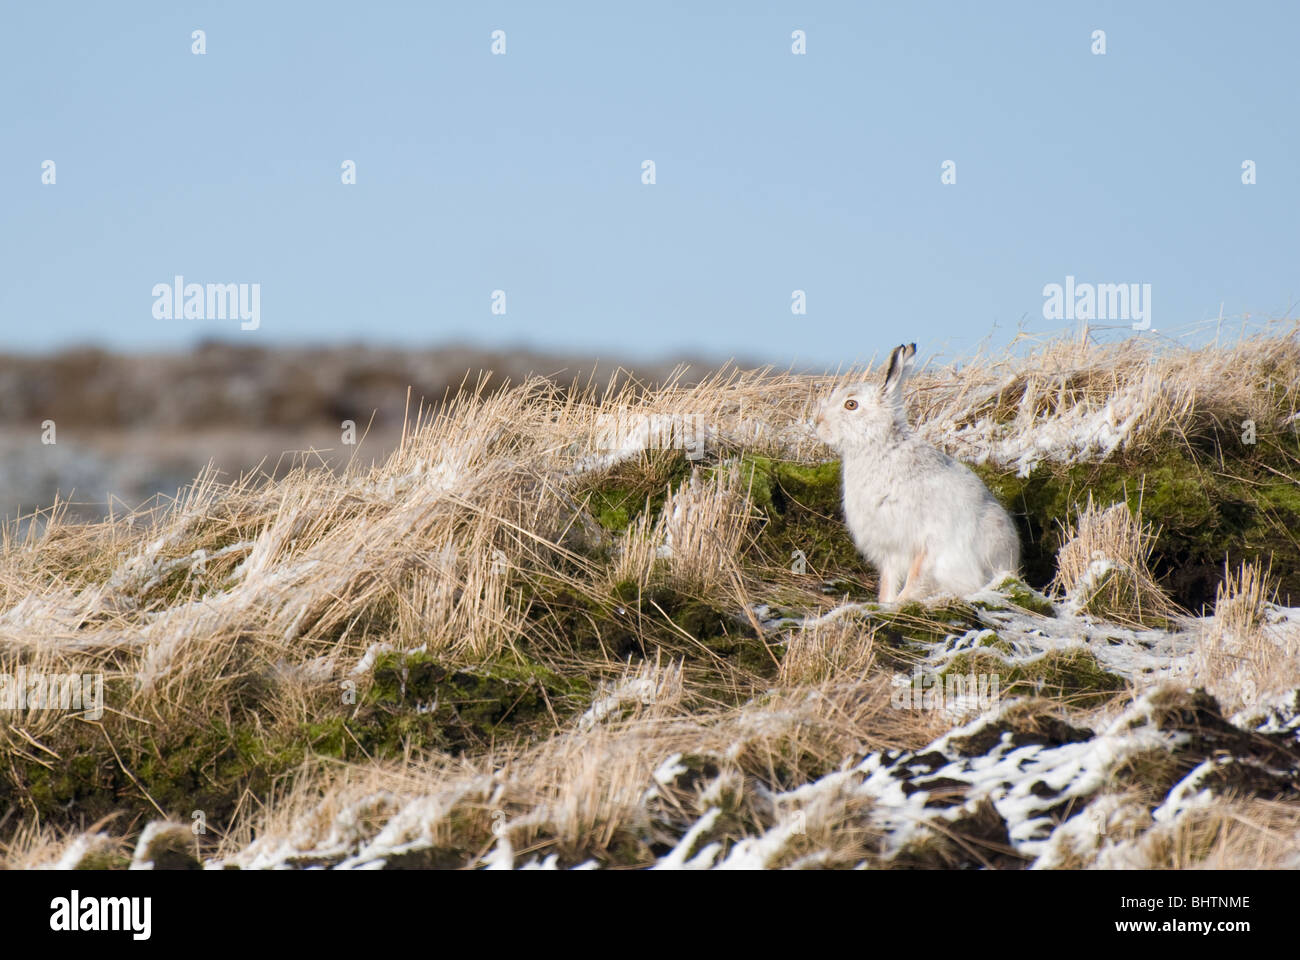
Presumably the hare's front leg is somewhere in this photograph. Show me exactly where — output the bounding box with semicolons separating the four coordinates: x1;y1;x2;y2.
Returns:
895;550;928;602
877;567;897;603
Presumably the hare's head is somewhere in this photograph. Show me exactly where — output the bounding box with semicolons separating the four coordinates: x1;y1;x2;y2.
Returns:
814;343;916;451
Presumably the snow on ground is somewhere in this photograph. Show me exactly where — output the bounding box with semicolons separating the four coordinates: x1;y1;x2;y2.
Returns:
19;365;1300;870
919;376;1171;477
569;372;1167;481
40;566;1282;872
28;556;1300;871
137;675;1296;872
95;587;1292;872
578;660;682;731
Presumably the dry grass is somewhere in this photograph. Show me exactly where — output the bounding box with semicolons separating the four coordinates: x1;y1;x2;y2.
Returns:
657;467;756;597
911;323;1300;470
0;818;131;871
778;610;878;686
1052;495;1177;626
1193;560;1300;711
1122;798;1300;870
3;321;1300;869
205;669;932;870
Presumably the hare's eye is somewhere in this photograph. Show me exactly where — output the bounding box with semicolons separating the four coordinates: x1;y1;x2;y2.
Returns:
843;399;858;411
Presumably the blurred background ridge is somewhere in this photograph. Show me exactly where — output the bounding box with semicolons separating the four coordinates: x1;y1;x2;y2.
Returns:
0;342;746;523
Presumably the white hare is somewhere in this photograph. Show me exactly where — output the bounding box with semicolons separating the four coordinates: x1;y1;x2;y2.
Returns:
814;343;1020;602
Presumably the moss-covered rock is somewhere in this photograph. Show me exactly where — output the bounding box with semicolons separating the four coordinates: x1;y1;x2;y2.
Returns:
975;442;1300;611
875;601;984;655
7;710;318;836
359;650;586;755
940;647;1127;707
0;649;585;846
533;577;777;679
575;450;696;532
713;455;860;578
988;575;1057;617
132;823;202;870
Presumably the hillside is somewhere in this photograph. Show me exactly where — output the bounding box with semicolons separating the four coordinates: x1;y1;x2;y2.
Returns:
0;341;730;524
4;326;1300;870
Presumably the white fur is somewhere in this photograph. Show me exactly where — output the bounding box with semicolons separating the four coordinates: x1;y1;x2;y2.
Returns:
814;344;1020;602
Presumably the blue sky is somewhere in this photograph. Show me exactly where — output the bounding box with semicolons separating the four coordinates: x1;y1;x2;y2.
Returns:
1;1;1296;368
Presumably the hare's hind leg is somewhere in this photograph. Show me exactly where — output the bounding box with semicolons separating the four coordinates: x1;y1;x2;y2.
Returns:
895;550;928;602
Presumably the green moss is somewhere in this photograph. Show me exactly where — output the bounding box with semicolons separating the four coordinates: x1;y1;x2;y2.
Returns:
379;846;477;870
940;647;1126;707
1;648;586;844
991;575;1057;617
135;829;202;870
880;601;982;645
576;450;695;533
6;714;315;839
527;575;778;679
650;589;775;678
975;630;1015;654
820;577;873;601
73;848;132;870
671;599;734;640
132;720;310;820
521;580;642;659
585;486;640;531
975;442;1300;611
713;456;860;578
302;717;349;757
589;827;658;869
360;650;586;755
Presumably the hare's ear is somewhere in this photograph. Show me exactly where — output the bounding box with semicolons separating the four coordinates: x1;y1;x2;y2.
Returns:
881;343;917;398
